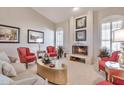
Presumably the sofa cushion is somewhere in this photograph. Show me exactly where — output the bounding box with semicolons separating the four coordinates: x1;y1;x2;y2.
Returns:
12;77;38;85
0;74;14;85
0;62;2;74
11;63;26;74
2;61;17;77
0;52;10;63
11;70;36;80
11;70;46;85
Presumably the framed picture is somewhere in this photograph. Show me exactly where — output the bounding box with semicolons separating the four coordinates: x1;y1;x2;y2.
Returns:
76;30;86;41
28;29;44;43
76;16;86;29
0;24;20;43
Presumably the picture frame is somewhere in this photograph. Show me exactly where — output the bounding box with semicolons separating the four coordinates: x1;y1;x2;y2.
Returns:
28;29;44;43
76;30;86;41
0;24;20;43
76;16;86;29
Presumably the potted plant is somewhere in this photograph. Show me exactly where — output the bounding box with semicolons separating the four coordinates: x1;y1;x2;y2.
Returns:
57;46;64;59
98;47;110;58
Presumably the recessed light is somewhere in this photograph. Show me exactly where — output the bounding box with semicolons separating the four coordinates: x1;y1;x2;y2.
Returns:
72;7;80;11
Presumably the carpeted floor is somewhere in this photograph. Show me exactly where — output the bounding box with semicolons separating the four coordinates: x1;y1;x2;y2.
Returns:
28;58;105;85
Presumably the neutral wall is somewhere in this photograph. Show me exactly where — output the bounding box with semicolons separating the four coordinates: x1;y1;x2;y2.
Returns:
0;7;55;57
93;7;124;63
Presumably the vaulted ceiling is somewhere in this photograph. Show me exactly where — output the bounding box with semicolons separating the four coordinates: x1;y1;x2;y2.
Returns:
32;7;106;24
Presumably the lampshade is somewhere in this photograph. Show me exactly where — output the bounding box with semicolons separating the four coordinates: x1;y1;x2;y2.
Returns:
36;38;43;43
113;29;124;42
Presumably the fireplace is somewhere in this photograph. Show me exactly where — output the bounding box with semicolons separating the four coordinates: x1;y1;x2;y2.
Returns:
72;45;88;55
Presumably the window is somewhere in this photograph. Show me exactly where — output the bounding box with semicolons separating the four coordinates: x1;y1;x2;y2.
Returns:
55;29;64;47
101;20;123;52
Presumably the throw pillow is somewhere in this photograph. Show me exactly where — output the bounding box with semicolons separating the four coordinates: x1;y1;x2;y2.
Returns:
8;56;17;63
0;74;14;85
0;52;10;63
2;61;17;77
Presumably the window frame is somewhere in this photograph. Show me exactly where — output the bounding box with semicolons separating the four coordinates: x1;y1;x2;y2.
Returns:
55;29;64;48
101;20;123;52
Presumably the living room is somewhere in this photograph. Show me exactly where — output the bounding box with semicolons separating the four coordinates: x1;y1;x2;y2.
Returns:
1;7;124;86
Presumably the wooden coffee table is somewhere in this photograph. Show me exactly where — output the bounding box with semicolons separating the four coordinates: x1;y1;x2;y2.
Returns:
37;59;67;85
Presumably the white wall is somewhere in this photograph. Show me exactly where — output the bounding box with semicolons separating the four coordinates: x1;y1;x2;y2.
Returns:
0;7;55;57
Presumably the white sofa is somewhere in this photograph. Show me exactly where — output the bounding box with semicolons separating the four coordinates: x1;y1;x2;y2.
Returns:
0;56;47;85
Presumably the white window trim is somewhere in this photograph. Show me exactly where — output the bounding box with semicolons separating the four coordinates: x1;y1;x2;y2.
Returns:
101;20;123;52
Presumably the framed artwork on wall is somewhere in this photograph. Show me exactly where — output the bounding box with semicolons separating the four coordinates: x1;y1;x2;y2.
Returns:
76;30;86;41
28;29;44;43
0;24;20;43
76;16;86;29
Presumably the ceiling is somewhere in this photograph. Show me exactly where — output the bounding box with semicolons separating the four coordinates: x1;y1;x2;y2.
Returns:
32;7;106;24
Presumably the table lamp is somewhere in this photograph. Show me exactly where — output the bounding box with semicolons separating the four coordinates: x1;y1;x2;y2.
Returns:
36;38;43;51
113;29;124;67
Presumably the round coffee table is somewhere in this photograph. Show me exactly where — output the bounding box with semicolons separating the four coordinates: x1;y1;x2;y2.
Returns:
37;59;67;84
105;61;124;81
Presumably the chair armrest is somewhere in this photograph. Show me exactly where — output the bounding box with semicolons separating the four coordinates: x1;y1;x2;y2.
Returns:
29;53;35;55
101;57;110;61
112;75;124;85
8;56;17;63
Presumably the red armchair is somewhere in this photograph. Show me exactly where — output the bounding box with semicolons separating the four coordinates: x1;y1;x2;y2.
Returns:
17;47;36;68
47;46;57;57
96;80;113;85
98;51;120;71
112;76;124;85
96;75;124;85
